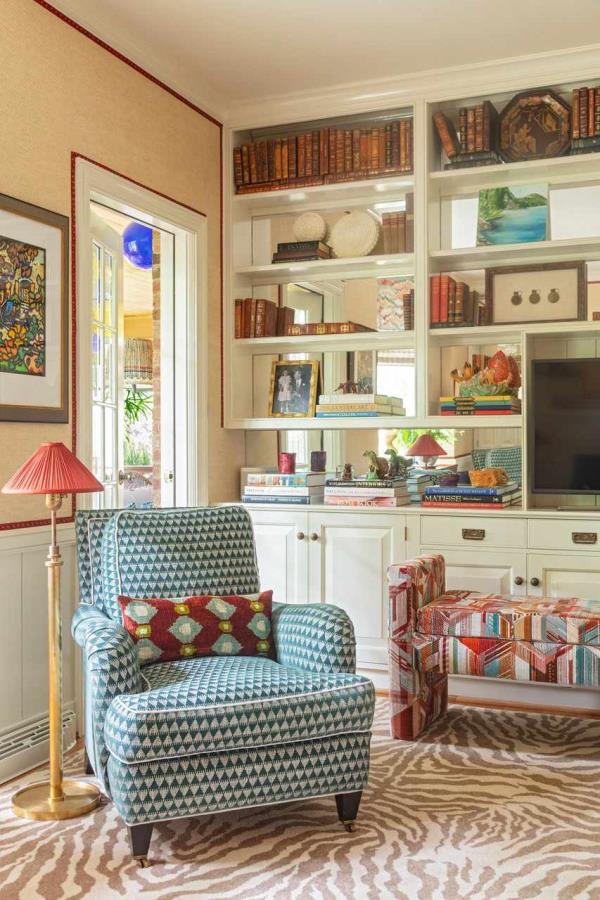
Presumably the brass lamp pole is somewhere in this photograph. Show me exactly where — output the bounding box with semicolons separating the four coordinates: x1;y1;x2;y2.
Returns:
3;443;103;820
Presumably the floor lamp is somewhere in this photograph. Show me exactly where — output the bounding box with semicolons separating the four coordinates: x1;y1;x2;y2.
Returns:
2;442;103;820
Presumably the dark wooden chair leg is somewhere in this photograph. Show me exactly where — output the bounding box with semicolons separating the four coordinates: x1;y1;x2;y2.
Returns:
83;748;94;776
128;823;154;867
335;790;362;832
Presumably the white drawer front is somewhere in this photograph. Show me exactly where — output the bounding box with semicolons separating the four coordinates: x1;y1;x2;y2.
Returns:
529;519;600;553
421;515;527;549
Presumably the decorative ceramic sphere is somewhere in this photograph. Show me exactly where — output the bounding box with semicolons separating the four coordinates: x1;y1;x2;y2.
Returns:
292;212;327;242
329;210;380;258
123;222;153;269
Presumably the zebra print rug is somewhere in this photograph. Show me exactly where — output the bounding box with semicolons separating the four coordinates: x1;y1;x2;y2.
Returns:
1;699;600;900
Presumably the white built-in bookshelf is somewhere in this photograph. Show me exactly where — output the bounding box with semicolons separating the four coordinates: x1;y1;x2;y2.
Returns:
223;72;600;512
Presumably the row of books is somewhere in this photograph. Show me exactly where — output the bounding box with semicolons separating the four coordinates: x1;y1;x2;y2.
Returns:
234;298;295;338
272;240;332;263
439;395;521;416
233;118;414;194
400;290;414;331
433;105;501;169
421;482;521;509
242;471;325;505
381;200;414;254
315;392;405;419
430;275;487;327
572;87;600;140
324;477;410;508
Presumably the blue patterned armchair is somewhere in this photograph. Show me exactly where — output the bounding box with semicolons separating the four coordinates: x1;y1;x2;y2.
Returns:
72;506;375;864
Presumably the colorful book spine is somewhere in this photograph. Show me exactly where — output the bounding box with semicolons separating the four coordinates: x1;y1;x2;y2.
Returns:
244;486;322;496
247;472;325;486
324;486;408;498
324;496;408;508
242;495;322;505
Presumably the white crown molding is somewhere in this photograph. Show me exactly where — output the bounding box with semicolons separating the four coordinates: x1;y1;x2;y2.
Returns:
42;0;227;124
224;42;600;129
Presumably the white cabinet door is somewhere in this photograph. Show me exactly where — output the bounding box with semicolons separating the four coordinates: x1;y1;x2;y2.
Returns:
420;547;528;596
308;512;407;669
247;509;309;605
527;553;600;600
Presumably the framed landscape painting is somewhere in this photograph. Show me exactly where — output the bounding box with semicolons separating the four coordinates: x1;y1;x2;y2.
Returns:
0;194;68;422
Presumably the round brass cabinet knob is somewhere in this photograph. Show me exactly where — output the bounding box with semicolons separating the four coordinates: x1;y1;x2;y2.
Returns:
514;576;524;586
309;532;319;541
296;532;305;541
530;577;540;587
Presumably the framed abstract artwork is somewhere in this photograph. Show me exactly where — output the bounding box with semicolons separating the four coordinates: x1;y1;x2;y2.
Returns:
0;194;68;422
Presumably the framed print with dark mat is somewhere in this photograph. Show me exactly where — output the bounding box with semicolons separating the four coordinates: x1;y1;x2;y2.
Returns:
486;261;586;325
0;193;68;422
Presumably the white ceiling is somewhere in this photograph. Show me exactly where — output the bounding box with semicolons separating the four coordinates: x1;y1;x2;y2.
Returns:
51;0;600;119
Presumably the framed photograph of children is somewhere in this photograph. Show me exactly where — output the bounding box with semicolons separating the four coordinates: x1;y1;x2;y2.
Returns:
0;193;69;422
268;360;320;417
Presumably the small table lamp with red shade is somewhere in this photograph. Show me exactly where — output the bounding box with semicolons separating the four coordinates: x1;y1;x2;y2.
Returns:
2;442;103;821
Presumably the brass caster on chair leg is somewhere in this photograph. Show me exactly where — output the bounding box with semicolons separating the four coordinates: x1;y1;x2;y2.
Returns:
342;820;356;833
136;856;151;868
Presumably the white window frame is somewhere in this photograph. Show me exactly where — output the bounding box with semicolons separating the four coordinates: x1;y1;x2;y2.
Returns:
75;158;208;507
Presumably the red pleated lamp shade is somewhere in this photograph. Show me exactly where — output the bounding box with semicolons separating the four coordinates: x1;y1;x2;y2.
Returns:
2;442;104;495
406;434;447;458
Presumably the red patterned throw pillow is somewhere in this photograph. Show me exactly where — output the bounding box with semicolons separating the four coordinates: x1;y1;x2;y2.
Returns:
118;591;273;665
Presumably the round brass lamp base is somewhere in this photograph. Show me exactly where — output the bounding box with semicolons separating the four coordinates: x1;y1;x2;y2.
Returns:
12;780;101;821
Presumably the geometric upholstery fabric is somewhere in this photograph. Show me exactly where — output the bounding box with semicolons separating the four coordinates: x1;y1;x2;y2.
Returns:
417;591;600;646
414;634;600;686
272;603;356;673
100;506;260;622
105;655;375;762
418;592;600;644
107;731;371;826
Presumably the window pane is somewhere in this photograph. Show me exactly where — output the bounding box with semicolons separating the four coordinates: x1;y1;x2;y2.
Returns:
91;404;103;480
104;407;115;484
104;251;115;326
103;330;115;403
92;243;102;321
92;326;103;402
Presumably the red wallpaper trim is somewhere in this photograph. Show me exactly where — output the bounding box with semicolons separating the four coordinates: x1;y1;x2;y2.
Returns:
31;0;222;128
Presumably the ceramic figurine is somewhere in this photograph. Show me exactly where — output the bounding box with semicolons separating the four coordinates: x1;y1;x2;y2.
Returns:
384;448;412;479
342;463;353;481
363;450;389;480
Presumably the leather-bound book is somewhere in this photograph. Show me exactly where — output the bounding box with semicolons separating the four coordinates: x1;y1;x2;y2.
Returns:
397;211;406;253
234;299;243;338
297;133;306;177
572;88;580;139
233;148;243;189
312;130;319;176
249;143;258;183
320;128;329;175
344;129;353;173
241;145;250;184
305;132;313;177
288;136;297;179
433;112;459;158
274;140;282;181
405;192;414;253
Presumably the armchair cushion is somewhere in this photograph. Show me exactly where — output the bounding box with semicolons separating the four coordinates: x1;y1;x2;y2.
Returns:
272;603;356;673
100;506;260;621
118;590;274;664
104;655;374;763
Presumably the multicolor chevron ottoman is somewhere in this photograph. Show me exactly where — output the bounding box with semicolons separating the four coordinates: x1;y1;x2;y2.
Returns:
388;553;600;740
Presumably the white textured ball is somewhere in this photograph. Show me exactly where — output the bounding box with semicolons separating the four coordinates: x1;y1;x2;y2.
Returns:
330;210;380;258
292;212;327;242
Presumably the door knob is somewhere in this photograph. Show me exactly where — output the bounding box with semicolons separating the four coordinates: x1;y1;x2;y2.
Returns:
296;532;305;541
514;576;524;586
309;532;319;541
530;577;540;587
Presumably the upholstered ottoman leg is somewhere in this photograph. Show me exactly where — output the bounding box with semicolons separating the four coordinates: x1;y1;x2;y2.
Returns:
390;671;448;740
335;790;362;832
128;823;154;866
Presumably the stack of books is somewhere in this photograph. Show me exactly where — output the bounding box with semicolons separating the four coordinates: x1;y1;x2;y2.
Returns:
421;482;522;509
272;241;333;263
324;477;410;508
430;275;487;327
440;395;521;416
234;298;295;338
233;118;414;195
572;86;600;153
315;393;405;418
406;470;434;503
242;472;325;505
381;196;414;254
433;105;501;169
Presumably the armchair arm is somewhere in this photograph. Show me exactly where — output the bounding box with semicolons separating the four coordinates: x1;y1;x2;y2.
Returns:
71;605;142;793
272;602;356;674
388;554;446;641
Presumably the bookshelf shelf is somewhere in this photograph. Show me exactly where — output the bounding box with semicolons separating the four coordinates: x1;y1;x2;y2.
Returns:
233;330;414;355
232;415;522;431
428;320;597;344
430;236;600;271
232;175;414;214
429;151;600;195
235;252;415;285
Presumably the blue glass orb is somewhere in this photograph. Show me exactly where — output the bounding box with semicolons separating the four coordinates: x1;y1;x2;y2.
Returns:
122;222;153;269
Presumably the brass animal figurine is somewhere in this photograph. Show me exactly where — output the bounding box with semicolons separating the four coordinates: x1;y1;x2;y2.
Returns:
384;448;411;479
334;381;362;394
450;361;480;385
363;449;389;480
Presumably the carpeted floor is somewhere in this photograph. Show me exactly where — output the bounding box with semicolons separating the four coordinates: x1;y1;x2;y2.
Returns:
1;699;600;899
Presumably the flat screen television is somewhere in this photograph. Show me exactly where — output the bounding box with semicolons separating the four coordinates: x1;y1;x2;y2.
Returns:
531;358;600;494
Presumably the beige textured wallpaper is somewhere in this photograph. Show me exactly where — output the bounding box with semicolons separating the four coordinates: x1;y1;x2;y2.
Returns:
0;0;244;525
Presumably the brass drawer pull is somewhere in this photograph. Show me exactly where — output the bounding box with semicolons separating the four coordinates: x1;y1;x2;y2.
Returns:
462;528;485;541
572;532;597;545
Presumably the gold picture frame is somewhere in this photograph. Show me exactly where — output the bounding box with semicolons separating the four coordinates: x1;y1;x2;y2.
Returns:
268;359;320;417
